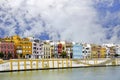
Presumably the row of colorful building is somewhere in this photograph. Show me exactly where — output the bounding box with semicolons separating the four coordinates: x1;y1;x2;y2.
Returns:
0;35;119;59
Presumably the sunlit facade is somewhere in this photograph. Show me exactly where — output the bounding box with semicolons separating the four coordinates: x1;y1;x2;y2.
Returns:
3;35;32;58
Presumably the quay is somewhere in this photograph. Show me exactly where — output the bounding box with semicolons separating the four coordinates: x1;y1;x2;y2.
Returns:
0;58;120;72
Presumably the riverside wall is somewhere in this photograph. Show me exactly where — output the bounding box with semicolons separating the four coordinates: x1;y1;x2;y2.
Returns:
0;58;120;72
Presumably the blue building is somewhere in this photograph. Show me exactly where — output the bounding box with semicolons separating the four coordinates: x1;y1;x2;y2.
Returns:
73;43;83;59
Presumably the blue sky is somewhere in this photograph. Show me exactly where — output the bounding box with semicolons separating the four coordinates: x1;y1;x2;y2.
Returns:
0;0;120;43
95;0;120;27
94;0;120;41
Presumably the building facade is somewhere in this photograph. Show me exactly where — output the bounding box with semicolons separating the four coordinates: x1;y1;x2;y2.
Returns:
0;41;15;59
102;44;116;57
31;39;44;59
73;43;83;59
116;45;120;55
50;41;58;58
91;44;106;58
43;41;51;58
65;42;73;58
3;35;32;58
82;43;91;59
58;41;66;58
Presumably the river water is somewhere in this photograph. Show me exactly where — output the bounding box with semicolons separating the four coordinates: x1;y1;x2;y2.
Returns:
0;66;120;80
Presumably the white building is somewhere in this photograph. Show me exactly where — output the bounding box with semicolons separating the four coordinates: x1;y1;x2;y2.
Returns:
43;41;51;58
82;43;91;59
28;37;44;59
102;43;116;57
115;44;120;55
50;41;58;58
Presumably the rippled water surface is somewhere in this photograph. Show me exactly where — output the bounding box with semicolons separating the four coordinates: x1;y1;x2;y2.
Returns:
0;66;120;80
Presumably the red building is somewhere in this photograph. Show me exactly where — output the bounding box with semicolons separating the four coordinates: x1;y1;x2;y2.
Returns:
58;43;62;54
0;41;15;59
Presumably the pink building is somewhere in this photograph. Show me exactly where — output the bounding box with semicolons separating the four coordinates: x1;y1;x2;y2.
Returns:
0;41;15;59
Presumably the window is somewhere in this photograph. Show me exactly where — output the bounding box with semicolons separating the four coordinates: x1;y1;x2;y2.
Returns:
8;51;10;54
86;48;89;50
88;51;90;53
33;47;36;49
83;47;85;49
8;46;10;49
34;43;36;46
11;46;13;49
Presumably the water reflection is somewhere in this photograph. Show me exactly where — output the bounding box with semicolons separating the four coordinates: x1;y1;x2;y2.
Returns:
0;67;120;80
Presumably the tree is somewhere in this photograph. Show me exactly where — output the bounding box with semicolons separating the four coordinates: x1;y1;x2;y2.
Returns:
20;54;23;58
0;52;4;59
114;54;119;57
61;51;67;58
8;53;12;59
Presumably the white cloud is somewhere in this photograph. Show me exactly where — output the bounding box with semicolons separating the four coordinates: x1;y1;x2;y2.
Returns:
0;0;118;44
105;25;120;43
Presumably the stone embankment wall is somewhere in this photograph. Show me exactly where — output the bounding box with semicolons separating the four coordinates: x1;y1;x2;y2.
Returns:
0;58;120;72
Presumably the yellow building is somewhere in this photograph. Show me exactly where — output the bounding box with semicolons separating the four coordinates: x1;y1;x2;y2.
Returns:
3;35;32;58
91;44;106;58
100;47;106;58
65;42;73;58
